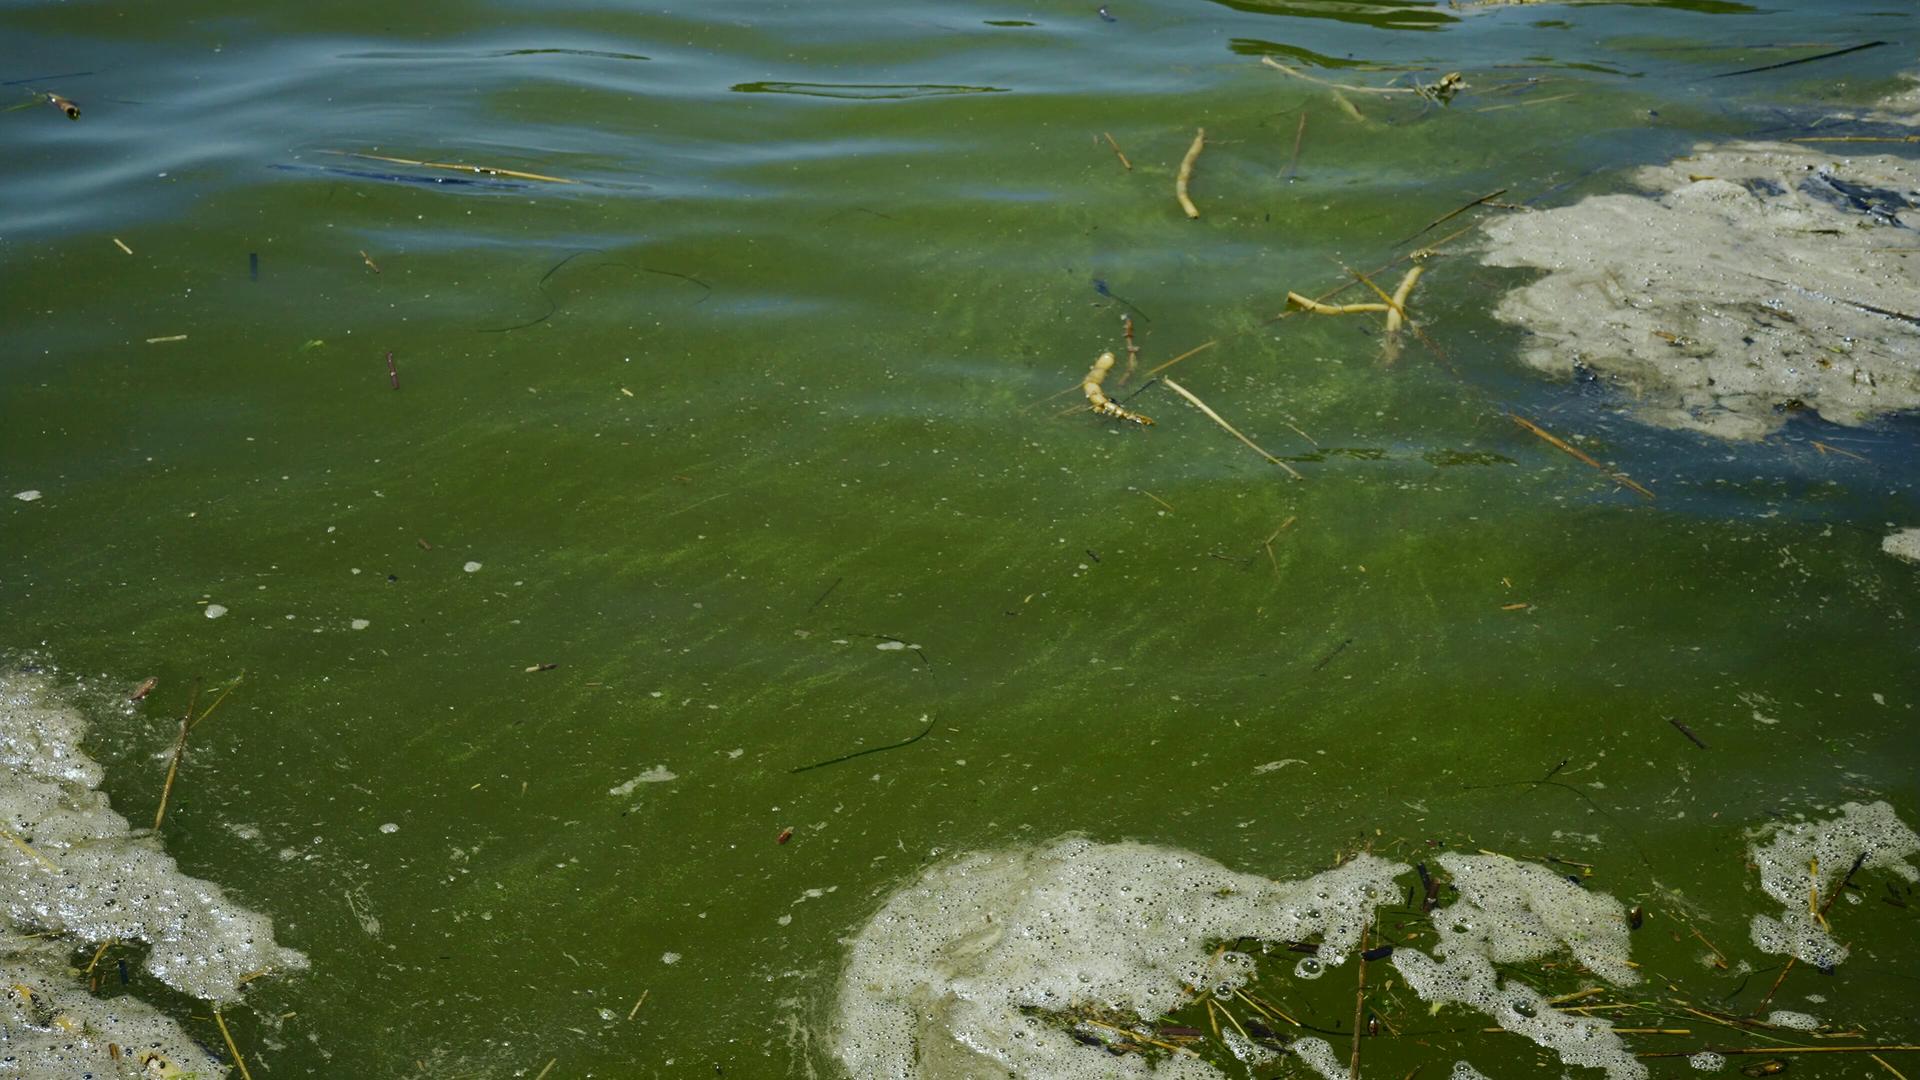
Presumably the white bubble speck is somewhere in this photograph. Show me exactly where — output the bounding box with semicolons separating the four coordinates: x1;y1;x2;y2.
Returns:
463;561;482;573
350;619;370;631
204;604;228;619
379;822;399;834
13;490;41;502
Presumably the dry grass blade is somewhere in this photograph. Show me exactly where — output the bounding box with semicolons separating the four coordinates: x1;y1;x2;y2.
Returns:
321;149;577;184
213;1007;254;1080
1103;131;1132;170
1401;188;1507;244
1162;378;1303;479
1;827;60;874
1176;128;1205;219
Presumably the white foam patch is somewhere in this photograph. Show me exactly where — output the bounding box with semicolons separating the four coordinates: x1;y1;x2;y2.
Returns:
1884;528;1920;565
2;936;227;1078
1290;1036;1346;1080
1452;1062;1494;1080
1687;1051;1725;1071
1;673;308;1004
1479;91;1920;442
0;670;308;1074
1389;853;1644;1080
609;765;677;795
833;837;1406;1080
1746;801;1920;969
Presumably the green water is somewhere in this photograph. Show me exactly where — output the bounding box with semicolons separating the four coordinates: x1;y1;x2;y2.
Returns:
4;0;1918;1076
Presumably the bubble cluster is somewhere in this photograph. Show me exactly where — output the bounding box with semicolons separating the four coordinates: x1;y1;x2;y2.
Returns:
833;836;1406;1079
1746;801;1920;969
0;671;308;1075
1390;853;1645;1080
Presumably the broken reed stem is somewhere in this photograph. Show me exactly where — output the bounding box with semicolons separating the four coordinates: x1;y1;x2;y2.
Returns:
1285;111;1308;178
1752;958;1798;1016
320;149;576;184
1103;131;1132;170
628;990;649;1020
154;673;243;831
212;1007;254;1080
1287;291;1390;315
1640;1046;1920;1059
534;1058;558;1080
1402;188;1508;244
1385;265;1424;334
1162;378;1302;479
1176;128;1205;219
1260;56;1415;95
1350;922;1370;1079
1874;1053;1912;1079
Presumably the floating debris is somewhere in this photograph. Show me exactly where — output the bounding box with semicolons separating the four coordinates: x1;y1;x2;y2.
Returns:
13;490;40;502
1082;351;1153;425
1176;127;1205;219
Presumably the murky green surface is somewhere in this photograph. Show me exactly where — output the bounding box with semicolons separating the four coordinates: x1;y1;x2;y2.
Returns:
4;1;1918;1076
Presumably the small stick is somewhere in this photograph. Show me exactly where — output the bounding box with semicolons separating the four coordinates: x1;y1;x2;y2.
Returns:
628;990;649;1020
1139;489;1176;514
1873;1054;1911;1079
112;237;133;255
1752;958;1798;1015
1176;128;1205;219
1790;135;1920;144
1103;131;1132;170
534;1059;558;1080
212;1007;254;1080
359;250;382;274
790;714;937;774
1811;440;1866;461
146;334;188;344
1401;188;1507;245
1285;111;1308;179
1668;718;1709;749
808;577;843;612
387;351;399;390
1119;314;1140;385
1162;378;1301;479
1710;40;1885;78
152;681;199;831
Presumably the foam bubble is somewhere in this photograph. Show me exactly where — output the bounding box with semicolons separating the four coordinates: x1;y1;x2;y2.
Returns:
1290;1036;1346;1080
1452;1062;1493;1080
1687;1051;1725;1071
1389;853;1645;1080
1766;1010;1820;1031
2;935;226;1077
1746;801;1920;969
833;837;1406;1079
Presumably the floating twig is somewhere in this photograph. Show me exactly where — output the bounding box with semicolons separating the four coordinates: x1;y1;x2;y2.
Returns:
1350;920;1371;1079
1;827;59;874
359;250;382;274
386;350;399;390
1710;41;1885;79
1139;489;1176;514
1285;111;1308;179
1162;378;1300;478
1509;414;1654;499
628;990;649;1020
45;92;79;119
112;237;132;255
1175;128;1205;219
1790;135;1920;145
1084;351;1155;425
790;714;937;774
1401;188;1508;245
1639;1046;1920;1060
146;334;188;344
212;1007;254;1080
534;1059;557;1080
1667;718;1708;749
154;673;243;831
808;577;843;612
1312;637;1353;672
1811;440;1866;461
1103;131;1132;170
320;149;577;184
